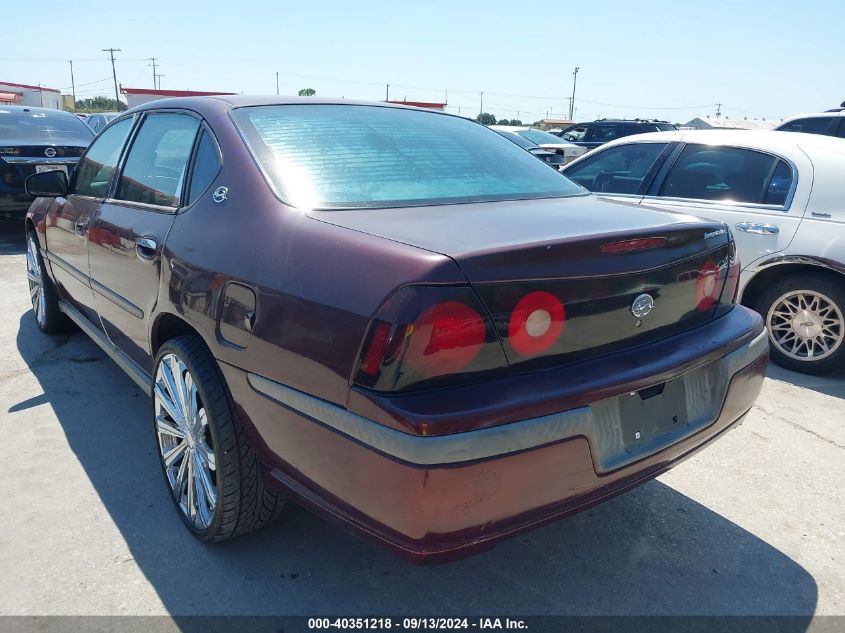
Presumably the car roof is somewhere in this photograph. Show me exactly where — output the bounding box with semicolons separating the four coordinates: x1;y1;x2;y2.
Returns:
0;105;79;117
594;128;845;159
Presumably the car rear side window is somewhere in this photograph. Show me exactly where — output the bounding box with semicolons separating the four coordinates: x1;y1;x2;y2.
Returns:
187;130;221;204
659;144;787;205
232;104;583;209
73;117;133;198
115;113;200;207
564;143;667;194
762;160;793;206
778;117;835;134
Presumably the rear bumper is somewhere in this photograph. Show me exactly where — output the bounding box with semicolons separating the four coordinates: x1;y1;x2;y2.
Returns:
222;307;768;563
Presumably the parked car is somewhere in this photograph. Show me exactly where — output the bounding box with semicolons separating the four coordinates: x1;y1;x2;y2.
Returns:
563;129;845;374
0;105;93;219
488;125;587;163
493;128;567;170
24;97;767;562
556;119;677;151
774;104;845;138
84;111;120;134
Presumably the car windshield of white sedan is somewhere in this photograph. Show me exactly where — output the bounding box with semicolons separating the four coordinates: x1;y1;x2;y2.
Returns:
233;105;583;208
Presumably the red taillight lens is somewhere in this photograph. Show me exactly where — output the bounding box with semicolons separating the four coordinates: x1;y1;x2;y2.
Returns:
508;291;565;356
404;301;486;376
695;260;720;311
354;286;507;392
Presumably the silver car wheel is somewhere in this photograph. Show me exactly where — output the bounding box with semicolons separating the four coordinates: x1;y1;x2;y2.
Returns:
26;236;46;327
767;290;844;362
154;353;218;529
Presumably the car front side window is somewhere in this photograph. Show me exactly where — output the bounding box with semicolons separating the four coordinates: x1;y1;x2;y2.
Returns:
73;117;134;198
115;112;200;208
659;144;789;205
564;143;667;194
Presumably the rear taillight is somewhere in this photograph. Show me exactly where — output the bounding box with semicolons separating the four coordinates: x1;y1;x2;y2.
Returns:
508;291;565;356
354;286;507;392
696;260;720;311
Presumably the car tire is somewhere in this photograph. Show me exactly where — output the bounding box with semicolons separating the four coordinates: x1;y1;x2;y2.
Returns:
152;335;286;542
26;231;68;334
755;272;845;374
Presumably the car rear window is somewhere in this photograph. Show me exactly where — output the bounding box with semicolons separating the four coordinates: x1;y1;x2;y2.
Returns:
232;105;583;209
0;109;93;142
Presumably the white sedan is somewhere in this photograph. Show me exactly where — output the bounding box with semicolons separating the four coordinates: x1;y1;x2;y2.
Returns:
489;125;587;163
562;129;845;374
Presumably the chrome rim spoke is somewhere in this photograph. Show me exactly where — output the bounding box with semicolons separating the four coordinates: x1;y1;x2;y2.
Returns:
154;353;217;530
767;290;844;362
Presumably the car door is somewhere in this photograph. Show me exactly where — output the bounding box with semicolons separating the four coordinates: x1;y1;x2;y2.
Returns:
87;110;202;371
640;143;812;270
44;117;135;328
561;141;674;204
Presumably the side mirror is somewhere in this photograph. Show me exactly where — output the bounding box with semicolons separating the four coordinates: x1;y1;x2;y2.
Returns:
25;170;69;198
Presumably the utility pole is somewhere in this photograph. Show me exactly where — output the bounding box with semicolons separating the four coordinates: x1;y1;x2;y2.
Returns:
715;103;722;117
479;91;484;117
275;71;279;95
68;60;76;111
385;83;390;101
155;74;164;90
102;48;122;107
148;57;159;89
569;66;579;120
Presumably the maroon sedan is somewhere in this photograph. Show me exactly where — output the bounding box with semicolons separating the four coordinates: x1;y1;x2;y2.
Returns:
23;97;767;562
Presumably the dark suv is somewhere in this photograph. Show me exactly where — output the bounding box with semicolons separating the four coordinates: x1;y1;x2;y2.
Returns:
555;119;676;151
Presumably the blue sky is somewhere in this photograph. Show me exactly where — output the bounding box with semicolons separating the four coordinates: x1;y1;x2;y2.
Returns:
3;0;842;124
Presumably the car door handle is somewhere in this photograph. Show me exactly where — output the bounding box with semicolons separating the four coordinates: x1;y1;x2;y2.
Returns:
135;237;159;260
735;222;779;235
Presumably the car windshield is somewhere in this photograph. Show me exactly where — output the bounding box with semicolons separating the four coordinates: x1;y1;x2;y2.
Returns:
233;105;583;209
0;109;94;142
517;129;568;145
495;130;538;149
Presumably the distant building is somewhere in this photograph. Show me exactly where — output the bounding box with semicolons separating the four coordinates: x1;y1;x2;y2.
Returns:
0;81;63;109
681;115;777;131
538;118;574;130
385;100;447;110
120;86;236;109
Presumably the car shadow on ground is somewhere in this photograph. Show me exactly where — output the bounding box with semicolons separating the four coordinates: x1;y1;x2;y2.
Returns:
0;219;25;256
765;363;845;401
13;311;819;623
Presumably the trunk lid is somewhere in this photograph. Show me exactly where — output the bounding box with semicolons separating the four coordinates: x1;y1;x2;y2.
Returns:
312;195;736;370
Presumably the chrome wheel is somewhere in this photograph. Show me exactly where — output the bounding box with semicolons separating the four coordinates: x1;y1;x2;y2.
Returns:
767;290;844;362
26;236;46;327
154;353;218;529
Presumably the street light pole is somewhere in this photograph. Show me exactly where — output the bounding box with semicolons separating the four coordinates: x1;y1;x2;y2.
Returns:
569;66;580;120
479;91;484;118
276;71;279;95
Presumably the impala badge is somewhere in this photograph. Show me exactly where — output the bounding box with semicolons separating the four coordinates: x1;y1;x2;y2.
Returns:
631;294;655;318
212;186;229;203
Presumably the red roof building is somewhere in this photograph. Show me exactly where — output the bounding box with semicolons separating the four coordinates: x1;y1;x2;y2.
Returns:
0;81;62;109
385;100;447;110
120;86;236;108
